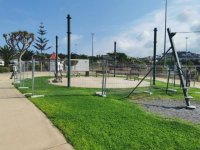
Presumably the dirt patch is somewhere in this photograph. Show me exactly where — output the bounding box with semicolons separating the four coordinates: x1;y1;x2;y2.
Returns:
134;99;200;124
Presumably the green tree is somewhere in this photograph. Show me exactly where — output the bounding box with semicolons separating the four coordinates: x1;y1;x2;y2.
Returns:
33;22;51;71
3;31;34;80
58;53;66;60
107;52;128;62
22;50;35;61
3;31;34;60
0;45;16;67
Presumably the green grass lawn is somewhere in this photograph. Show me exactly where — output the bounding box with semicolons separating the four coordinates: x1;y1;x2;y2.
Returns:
17;77;200;150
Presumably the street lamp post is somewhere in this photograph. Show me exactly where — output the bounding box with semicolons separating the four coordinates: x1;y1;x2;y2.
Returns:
185;37;189;65
185;37;188;52
74;43;77;59
164;0;168;66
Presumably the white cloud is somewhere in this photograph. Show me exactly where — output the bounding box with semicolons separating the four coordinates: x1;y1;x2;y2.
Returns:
61;34;83;46
72;34;83;42
95;0;200;57
175;0;193;4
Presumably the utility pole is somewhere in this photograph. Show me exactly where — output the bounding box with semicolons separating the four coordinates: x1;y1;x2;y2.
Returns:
185;37;188;52
185;37;189;65
67;14;71;88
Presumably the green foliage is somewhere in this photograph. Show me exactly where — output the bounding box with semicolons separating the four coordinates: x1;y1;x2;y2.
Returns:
17;77;200;150
107;52;131;64
131;57;144;64
0;45;16;67
58;53;66;60
186;60;195;67
34;63;49;71
22;50;34;61
0;66;10;73
3;31;34;54
33;22;51;53
33;22;51;71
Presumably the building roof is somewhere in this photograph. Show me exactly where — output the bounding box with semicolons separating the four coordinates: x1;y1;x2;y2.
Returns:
49;52;60;60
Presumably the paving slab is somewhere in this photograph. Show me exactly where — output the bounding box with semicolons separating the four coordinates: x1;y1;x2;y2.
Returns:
0;73;73;150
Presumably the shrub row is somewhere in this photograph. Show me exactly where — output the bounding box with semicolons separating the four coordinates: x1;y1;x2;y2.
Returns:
0;66;10;73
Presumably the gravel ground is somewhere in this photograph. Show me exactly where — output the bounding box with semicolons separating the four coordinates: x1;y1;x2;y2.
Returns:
134;99;200;124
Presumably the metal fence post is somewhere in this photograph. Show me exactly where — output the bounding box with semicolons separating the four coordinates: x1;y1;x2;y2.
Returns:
67;14;71;88
153;28;157;85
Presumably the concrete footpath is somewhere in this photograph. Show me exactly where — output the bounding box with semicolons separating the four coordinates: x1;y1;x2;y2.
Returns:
0;73;73;150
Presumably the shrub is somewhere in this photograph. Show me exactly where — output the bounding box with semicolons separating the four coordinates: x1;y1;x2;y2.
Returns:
0;66;10;73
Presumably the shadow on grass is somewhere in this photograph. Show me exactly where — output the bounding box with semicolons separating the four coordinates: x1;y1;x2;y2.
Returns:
27;94;95;98
48;94;94;97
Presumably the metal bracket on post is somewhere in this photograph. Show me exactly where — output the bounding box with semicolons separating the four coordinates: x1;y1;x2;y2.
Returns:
167;28;196;109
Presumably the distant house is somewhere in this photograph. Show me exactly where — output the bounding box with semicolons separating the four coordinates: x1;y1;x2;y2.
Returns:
49;52;60;71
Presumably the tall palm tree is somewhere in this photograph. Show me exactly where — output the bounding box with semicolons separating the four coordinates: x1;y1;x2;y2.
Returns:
0;45;16;67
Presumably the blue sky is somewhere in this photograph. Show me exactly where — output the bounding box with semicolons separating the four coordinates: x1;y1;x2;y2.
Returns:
1;0;200;57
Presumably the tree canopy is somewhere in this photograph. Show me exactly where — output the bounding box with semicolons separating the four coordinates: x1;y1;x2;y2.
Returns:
33;22;51;53
0;45;16;67
3;31;34;59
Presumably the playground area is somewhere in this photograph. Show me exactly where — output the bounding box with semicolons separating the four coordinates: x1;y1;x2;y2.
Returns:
13;68;200;90
11;68;200;93
48;73;200;89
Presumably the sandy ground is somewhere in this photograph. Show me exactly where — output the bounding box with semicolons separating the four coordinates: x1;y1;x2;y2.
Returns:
50;76;150;88
8;71;150;88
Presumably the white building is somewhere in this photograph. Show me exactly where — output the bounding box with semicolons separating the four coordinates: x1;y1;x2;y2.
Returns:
0;59;4;66
49;53;60;72
70;59;89;72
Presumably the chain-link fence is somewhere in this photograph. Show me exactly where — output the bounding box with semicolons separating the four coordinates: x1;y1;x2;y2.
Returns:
13;57;200;99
